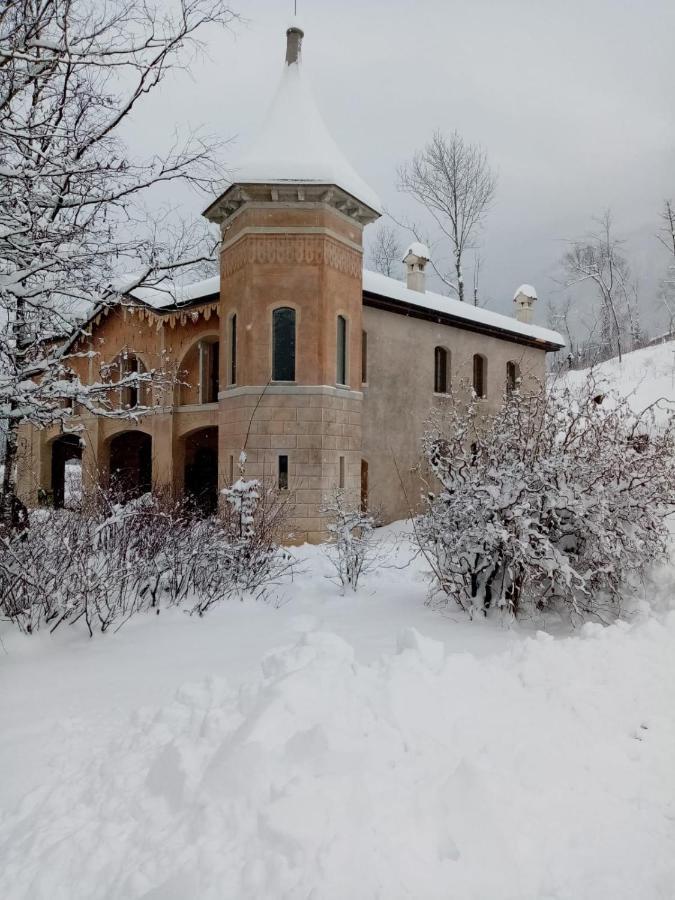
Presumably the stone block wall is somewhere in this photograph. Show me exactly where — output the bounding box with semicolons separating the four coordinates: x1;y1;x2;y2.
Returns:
219;386;362;543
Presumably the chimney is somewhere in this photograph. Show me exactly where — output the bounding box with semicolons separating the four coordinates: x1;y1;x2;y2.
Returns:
286;24;304;65
513;284;537;324
403;242;430;293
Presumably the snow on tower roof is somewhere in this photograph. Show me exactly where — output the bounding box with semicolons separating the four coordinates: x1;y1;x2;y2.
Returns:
403;242;431;261
514;284;537;301
231;25;382;214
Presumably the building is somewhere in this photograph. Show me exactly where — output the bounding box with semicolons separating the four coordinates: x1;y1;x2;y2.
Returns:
16;23;564;541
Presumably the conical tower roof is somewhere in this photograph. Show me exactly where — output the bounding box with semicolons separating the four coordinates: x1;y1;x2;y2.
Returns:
231;22;381;214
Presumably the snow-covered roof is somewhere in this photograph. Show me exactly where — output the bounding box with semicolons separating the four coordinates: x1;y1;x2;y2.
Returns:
230;27;381;214
129;275;220;310
514;284;537;301
123;270;562;348
363;270;564;348
403;242;431;262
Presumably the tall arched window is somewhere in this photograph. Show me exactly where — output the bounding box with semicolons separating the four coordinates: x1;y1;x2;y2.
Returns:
198;339;219;403
336;315;347;385
434;347;448;394
473;354;487;399
506;361;520;396
272;307;296;381
229;314;237;386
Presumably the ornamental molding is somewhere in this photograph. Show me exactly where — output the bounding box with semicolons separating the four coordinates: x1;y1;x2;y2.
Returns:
222;234;362;279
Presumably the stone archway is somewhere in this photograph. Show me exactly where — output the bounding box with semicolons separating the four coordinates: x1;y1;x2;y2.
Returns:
51;434;83;509
183;427;218;515
108;431;152;501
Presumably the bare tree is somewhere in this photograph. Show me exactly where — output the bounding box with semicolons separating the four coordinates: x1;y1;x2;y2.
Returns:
398;131;496;302
562;211;635;363
0;0;237;528
368;223;403;277
656;200;675;334
657;200;675;258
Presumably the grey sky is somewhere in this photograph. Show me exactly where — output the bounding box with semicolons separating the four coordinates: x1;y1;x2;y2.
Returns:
131;0;675;328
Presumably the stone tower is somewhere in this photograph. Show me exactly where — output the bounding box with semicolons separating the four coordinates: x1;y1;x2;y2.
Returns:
204;22;380;542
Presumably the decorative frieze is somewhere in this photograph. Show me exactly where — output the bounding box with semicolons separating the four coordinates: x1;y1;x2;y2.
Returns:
222;235;361;279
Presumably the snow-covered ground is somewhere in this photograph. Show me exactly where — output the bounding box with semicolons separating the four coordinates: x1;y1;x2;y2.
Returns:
562;340;675;421
3;344;675;899
1;522;675;900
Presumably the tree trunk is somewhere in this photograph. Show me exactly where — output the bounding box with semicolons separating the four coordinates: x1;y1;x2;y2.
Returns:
456;253;464;303
0;414;28;533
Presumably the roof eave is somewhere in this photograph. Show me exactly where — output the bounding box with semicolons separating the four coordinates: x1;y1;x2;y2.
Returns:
203;181;381;226
363;290;565;353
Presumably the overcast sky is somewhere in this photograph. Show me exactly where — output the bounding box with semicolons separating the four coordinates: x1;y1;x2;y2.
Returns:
132;0;675;329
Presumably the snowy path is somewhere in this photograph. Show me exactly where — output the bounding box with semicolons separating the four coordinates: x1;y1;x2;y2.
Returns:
1;528;675;899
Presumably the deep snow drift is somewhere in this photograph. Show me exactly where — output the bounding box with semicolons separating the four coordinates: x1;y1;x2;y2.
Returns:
1;529;675;900
3;345;675;898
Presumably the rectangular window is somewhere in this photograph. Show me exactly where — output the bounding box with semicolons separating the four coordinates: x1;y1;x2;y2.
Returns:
339;455;345;489
361;330;367;383
336;315;347;385
230;315;237;385
209;341;219;402
278;454;289;490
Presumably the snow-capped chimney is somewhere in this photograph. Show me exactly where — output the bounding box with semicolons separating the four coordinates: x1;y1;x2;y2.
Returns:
513;284;537;324
403;242;430;293
286;23;304;65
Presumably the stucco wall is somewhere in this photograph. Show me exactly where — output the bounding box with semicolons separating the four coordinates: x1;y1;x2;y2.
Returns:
361;304;547;523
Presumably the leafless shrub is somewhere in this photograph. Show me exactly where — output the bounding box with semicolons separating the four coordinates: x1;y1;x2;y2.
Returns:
416;376;675;623
321;490;379;592
0;482;294;634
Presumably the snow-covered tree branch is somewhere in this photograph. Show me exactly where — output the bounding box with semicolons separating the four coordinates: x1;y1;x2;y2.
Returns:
0;0;238;527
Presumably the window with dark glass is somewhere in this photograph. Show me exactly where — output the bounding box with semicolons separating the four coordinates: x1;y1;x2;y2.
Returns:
198;341;219;403
337;315;347;385
473;354;487;399
506;361;519;396
230;314;237;385
361;330;368;383
272;307;296;381
207;342;219;402
434;347;448;394
120;354;140;408
360;459;369;513
278;454;289;490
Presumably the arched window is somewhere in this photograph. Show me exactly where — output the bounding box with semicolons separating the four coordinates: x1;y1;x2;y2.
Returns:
336;315;347;385
506;361;520;396
473;354;487;399
117;353;146;409
272;307;296;381
434;347;448;394
229;314;237;386
199;339;219;403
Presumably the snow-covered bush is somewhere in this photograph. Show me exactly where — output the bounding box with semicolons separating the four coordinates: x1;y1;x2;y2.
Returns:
0;484;293;633
202;454;293;612
322;490;378;592
417;377;675;621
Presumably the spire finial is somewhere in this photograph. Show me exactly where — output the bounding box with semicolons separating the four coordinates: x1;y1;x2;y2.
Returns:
286;20;304;65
